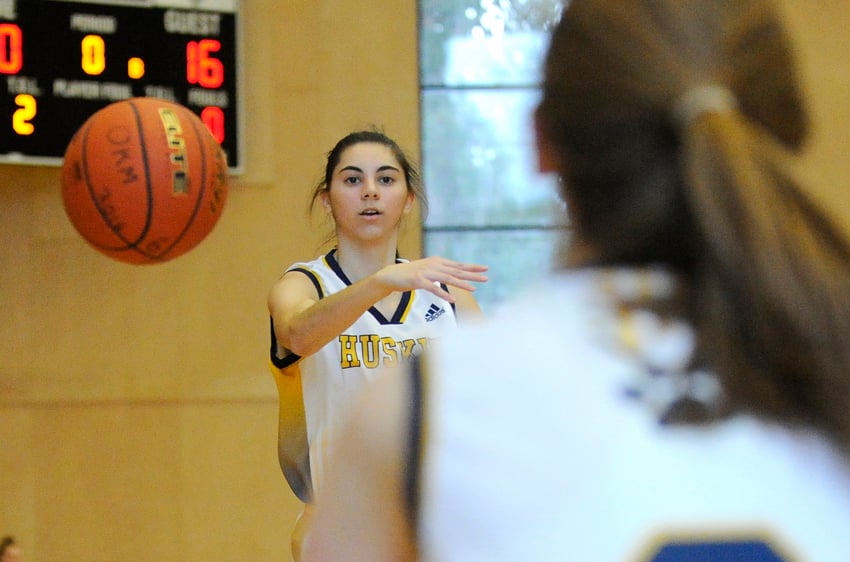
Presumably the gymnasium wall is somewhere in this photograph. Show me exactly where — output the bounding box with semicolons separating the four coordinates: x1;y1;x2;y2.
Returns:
1;1;848;561
0;1;420;560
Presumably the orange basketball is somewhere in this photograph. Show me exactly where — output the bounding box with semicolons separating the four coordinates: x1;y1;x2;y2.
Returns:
61;97;229;264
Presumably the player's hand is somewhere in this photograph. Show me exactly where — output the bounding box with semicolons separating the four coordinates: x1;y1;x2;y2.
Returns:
374;257;488;302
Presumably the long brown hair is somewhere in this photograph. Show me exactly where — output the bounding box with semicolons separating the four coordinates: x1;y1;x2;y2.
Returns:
537;0;850;447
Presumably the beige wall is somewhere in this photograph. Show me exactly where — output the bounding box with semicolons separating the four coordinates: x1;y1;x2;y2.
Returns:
1;1;849;561
0;1;420;560
779;0;850;228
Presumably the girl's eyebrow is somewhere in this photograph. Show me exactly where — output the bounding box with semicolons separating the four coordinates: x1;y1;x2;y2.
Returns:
338;164;400;174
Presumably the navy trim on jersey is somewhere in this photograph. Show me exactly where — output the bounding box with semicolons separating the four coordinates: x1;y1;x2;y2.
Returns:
325;248;348;283
269;266;325;369
387;291;413;323
269;318;301;369
291;266;325;299
325;248;415;325
646;540;790;561
441;283;457;314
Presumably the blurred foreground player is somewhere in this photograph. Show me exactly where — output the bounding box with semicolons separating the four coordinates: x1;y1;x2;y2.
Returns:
306;1;850;560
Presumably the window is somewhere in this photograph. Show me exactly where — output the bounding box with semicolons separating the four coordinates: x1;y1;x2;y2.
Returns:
419;0;566;311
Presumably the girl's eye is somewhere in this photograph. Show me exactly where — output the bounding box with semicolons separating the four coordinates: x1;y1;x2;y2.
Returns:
343;176;361;185
378;176;395;185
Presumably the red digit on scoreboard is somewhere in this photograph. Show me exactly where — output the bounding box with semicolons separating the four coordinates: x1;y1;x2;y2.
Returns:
0;23;24;74
186;39;224;88
201;106;225;144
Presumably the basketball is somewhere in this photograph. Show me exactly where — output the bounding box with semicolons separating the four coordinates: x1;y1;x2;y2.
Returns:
61;97;229;264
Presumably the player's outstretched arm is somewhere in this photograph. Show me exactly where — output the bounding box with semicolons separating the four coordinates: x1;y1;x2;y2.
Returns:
374;256;488;303
269;257;487;357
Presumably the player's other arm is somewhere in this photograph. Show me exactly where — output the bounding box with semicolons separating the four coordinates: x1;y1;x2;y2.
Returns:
450;285;486;325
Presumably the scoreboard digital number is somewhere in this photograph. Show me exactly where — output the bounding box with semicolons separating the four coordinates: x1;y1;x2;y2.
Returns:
0;0;242;172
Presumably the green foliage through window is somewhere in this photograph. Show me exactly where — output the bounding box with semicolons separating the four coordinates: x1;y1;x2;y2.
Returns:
419;0;566;311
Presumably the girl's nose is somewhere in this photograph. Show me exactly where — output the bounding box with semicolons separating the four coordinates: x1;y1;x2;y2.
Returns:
362;179;380;199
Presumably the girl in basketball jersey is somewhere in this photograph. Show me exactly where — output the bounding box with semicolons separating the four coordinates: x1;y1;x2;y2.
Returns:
0;536;22;562
306;1;850;561
267;130;486;560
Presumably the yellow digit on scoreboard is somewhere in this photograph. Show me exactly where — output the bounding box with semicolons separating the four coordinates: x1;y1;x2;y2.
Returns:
13;94;36;136
81;34;106;76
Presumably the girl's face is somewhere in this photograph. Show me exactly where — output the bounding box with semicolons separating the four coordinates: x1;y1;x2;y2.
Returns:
0;545;21;562
322;142;414;242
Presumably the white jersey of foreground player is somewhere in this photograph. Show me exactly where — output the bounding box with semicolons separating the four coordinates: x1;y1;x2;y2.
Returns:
418;268;850;562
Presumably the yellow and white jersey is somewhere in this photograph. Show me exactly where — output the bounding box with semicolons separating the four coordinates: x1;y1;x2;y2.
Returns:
270;249;458;502
417;268;850;562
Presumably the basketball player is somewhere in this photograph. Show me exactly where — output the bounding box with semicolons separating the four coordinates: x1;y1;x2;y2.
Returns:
0;537;21;562
267;130;487;560
305;1;850;560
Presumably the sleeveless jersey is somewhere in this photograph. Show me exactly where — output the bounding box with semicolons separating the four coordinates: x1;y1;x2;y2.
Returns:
416;268;850;562
270;249;458;502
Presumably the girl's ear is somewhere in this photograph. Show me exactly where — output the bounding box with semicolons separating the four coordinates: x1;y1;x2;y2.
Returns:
534;107;559;173
403;190;415;215
320;190;332;215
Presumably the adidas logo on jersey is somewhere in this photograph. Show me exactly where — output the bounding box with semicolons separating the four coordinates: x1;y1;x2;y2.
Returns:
425;303;445;322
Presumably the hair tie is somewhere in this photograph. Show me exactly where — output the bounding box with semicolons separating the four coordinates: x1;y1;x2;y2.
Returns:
673;85;738;129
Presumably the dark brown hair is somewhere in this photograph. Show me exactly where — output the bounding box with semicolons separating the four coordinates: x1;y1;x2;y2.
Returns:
538;0;850;447
0;536;16;557
309;129;426;218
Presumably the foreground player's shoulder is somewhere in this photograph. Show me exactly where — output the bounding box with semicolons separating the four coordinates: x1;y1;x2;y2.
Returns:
306;364;417;561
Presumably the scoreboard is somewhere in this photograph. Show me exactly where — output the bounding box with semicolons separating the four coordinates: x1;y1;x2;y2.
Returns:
0;0;242;172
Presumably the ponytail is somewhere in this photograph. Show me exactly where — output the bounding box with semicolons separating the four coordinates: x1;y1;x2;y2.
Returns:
681;110;850;448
